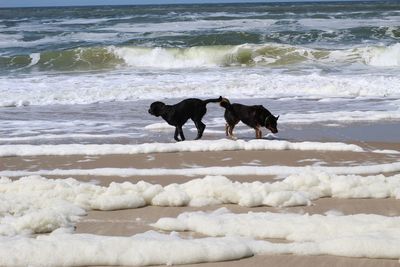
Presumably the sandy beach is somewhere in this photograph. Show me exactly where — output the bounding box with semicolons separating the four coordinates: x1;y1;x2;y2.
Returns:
1;1;400;266
1;139;400;266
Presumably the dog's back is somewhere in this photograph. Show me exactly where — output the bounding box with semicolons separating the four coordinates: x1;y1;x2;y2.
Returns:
220;97;278;137
221;98;265;127
231;104;268;128
172;98;205;120
149;96;223;141
172;96;222;121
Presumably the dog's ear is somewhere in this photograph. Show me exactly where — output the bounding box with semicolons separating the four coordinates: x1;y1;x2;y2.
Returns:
276;115;280;120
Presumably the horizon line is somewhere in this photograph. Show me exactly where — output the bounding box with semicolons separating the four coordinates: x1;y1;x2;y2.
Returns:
0;0;388;9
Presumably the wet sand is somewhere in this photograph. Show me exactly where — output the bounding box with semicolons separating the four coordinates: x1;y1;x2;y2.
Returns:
1;140;400;266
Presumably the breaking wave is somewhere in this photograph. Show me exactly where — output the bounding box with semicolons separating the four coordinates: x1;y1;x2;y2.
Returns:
1;43;400;72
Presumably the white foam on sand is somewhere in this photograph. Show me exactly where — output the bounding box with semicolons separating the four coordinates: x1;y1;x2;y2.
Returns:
2;161;400;177
1;172;400;236
0;139;365;157
2;171;400;264
2;225;400;266
2;211;400;266
0;193;85;236
2;205;400;266
372;149;400;155
0;231;253;266
153;208;400;241
153;208;400;260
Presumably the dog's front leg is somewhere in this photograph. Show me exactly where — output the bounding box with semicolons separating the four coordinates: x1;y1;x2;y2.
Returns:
228;124;236;138
225;124;230;137
174;127;181;142
178;125;185;141
255;127;262;139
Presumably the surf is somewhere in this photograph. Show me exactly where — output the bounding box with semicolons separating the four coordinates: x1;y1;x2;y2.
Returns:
1;43;400;74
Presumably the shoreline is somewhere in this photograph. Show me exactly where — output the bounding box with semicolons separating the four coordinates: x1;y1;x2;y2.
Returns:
2;140;399;180
2;2;400;265
2;98;400;146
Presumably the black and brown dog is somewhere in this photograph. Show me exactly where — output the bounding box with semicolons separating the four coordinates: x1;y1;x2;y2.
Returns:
220;98;279;139
148;96;222;141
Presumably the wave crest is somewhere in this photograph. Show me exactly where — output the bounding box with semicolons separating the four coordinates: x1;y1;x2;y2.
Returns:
1;43;400;72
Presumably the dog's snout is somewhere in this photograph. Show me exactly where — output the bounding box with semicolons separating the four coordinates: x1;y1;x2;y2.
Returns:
267;126;278;134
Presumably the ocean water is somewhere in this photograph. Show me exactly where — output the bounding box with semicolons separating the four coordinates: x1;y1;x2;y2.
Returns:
0;2;399;144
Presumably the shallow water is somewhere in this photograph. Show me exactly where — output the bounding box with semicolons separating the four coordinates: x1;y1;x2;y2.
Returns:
1;97;399;145
0;2;399;144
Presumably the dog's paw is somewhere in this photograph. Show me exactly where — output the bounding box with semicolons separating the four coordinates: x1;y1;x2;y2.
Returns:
229;135;238;140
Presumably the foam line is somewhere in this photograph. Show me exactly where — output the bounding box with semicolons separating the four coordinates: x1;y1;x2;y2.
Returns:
0;231;253;266
2;162;400;177
1;228;400;265
0;133;133;142
153;208;400;260
153;208;400;241
0;139;365;157
1;172;400;236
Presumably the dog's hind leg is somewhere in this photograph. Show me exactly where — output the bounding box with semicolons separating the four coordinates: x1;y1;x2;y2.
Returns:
194;120;206;140
192;108;207;140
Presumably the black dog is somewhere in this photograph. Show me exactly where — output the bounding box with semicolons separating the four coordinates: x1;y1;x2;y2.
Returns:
220;98;279;139
148;96;222;141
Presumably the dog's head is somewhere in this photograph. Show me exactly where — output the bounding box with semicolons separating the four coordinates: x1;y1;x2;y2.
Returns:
148;101;165;117
219;97;231;109
264;114;279;134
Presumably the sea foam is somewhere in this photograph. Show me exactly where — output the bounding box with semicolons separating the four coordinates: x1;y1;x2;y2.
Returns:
153;209;400;259
0;139;365;157
1;66;400;107
153;208;400;244
0;231;253;266
1;172;400;236
3;161;400;177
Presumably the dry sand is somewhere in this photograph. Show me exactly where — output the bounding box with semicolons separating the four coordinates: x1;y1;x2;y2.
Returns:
2;141;400;266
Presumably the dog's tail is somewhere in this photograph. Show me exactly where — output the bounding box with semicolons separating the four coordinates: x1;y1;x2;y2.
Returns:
203;96;223;105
